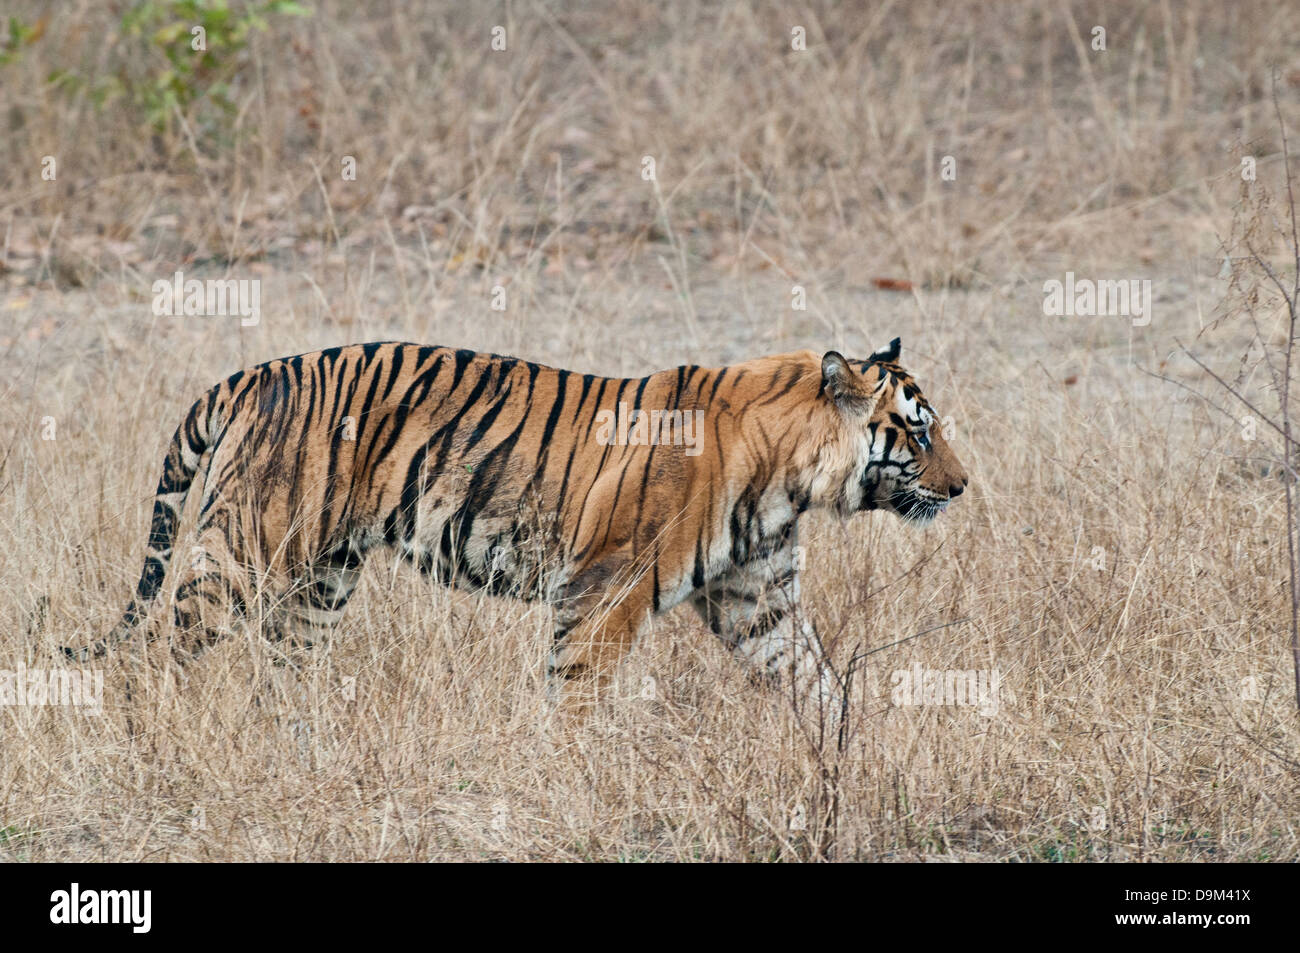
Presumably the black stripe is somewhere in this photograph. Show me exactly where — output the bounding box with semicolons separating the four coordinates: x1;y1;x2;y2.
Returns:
146;502;177;552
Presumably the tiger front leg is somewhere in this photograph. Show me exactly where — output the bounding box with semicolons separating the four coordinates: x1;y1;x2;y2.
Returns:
692;550;840;724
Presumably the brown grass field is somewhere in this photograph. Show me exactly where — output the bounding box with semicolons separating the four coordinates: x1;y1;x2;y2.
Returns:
1;0;1299;861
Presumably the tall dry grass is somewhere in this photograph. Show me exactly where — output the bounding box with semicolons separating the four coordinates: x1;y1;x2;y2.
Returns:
0;0;1297;860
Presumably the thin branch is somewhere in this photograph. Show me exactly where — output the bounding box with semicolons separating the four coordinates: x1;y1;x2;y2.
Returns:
1139;363;1259;437
1244;237;1298;322
848;617;972;664
1174;342;1300;449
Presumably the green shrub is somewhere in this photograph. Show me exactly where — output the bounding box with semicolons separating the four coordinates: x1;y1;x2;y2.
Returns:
44;0;311;145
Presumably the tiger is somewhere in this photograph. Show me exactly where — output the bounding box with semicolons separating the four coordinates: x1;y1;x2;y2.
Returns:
66;338;968;719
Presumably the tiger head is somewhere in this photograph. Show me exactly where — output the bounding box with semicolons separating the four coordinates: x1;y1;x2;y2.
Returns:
819;337;968;525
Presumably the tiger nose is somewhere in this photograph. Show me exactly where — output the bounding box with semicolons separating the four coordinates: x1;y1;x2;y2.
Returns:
949;476;968;498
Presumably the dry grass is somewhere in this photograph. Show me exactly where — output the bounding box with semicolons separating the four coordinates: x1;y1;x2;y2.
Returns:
1;0;1298;861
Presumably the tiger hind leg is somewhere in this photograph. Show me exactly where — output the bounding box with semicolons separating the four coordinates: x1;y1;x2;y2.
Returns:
266;542;368;657
167;523;252;661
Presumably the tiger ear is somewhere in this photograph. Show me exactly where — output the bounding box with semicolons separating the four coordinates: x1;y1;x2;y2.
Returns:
822;351;876;415
869;337;901;363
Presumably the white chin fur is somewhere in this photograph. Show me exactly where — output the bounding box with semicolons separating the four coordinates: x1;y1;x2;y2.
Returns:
899;498;947;525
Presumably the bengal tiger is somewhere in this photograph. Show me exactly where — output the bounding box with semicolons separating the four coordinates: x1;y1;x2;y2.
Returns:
67;339;968;718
